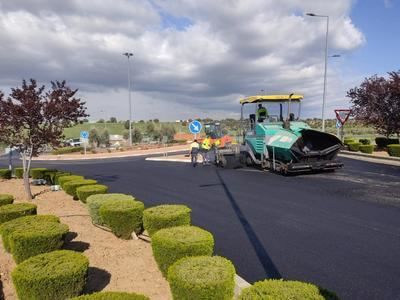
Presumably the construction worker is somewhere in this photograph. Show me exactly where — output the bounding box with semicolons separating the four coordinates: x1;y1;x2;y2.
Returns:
189;139;200;167
201;136;212;165
256;103;268;122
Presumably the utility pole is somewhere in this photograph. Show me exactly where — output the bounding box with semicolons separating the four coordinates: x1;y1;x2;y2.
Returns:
123;52;133;146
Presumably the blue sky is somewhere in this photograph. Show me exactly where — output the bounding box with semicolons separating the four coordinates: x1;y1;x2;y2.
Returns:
349;0;400;75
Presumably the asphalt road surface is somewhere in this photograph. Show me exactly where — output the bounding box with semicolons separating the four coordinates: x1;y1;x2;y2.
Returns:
2;154;400;300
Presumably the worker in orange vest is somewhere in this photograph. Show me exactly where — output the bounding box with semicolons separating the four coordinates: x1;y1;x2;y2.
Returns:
201;136;212;165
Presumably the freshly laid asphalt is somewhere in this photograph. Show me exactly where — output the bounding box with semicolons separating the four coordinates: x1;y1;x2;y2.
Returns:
1;154;400;300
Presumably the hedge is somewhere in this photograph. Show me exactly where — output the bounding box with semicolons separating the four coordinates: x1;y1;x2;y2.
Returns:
87;193;135;225
143;204;191;236
0;194;14;206
15;167;24;178
347;142;361;152
168;256;235;300
99;199;145;239
76;184;109;203
376;137;399;148
43;169;59;184
58;175;84;189
0;203;37;224
0;168;12;179
10;221;69;263
152;226;214;276
388;144;400;157
63;179;97;200
52;146;83;155
343;138;355;145
358;138;371;145
0;214;60;252
54;171;72;185
12;250;89;300
359;145;374;154
71;292;150;300
30;168;48;179
238;279;338;300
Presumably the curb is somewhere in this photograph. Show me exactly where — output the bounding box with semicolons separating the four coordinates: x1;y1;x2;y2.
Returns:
145;157;191;163
340;150;400;162
32;148;187;161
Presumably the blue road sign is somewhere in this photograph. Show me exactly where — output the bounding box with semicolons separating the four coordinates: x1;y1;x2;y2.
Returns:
189;120;202;134
80;131;89;139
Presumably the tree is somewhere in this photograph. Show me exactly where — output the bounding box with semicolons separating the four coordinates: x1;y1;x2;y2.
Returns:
146;122;155;136
160;125;176;142
153;119;159;123
132;128;143;143
123;120;130;130
100;129;110;147
0;79;87;199
347;71;400;137
97;119;105;123
109;117;117;123
89;128;100;147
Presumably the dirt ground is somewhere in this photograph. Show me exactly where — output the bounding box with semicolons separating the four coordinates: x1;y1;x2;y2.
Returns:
0;179;172;300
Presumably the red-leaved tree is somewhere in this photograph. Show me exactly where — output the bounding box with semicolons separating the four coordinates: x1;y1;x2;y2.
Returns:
0;79;88;199
347;71;400;137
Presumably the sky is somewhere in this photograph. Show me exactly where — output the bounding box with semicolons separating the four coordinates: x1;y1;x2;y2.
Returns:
0;0;398;121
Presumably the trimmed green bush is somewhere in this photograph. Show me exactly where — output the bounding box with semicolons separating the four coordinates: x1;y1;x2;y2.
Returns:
0;214;60;252
143;204;191;236
168;256;235;300
58;175;85;189
71;291;150;300
0;203;37;224
388;144;400;157
0;168;12;179
64;179;97;200
359;145;374;154
347;142;361;152
238;279;338;300
52;146;83;155
10;221;69;263
0;194;14;206
358;138;370;145
43;169;58;185
152;226;214;276
343;138;355;145
54;171;72;185
15;167;24;178
76;184;108;203
99;199;145;239
87;193;135;225
12;250;89;300
30;168;48;179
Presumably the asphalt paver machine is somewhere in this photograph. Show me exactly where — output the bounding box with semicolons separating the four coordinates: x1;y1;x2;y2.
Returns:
216;94;343;174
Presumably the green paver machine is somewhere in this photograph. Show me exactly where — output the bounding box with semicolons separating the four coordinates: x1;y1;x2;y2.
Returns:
216;94;343;174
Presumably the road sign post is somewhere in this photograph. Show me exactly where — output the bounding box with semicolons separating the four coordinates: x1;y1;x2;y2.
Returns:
189;120;202;140
80;131;89;155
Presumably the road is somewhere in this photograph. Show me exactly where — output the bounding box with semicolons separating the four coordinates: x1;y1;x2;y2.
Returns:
1;154;400;300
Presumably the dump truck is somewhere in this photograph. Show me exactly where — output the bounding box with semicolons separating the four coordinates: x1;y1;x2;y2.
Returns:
215;94;343;174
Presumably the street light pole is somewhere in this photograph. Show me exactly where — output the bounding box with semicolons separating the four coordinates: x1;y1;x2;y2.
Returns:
123;52;133;146
306;13;329;132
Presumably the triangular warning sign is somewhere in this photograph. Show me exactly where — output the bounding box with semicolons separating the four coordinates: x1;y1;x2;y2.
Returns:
335;109;352;125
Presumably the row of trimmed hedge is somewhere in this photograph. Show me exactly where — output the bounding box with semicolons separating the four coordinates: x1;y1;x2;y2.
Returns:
52;146;83;155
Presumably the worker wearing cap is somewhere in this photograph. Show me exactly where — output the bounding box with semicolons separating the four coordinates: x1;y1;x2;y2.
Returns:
201;136;212;165
256;104;268;122
189;139;200;167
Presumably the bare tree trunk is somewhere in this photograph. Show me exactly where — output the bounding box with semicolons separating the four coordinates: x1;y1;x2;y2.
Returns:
21;149;33;200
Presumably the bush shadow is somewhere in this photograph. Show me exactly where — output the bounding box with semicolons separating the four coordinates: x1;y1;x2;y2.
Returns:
63;232;90;252
91;174;120;183
83;267;111;293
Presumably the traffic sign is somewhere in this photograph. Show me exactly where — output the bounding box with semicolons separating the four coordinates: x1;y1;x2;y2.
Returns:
335;109;352;125
189;120;202;134
80;131;89;139
336;119;342;128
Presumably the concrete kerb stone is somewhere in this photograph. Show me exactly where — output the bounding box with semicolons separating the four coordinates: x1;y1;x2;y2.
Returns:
339;150;400;166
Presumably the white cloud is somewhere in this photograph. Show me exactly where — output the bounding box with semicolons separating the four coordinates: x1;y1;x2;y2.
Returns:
0;0;366;120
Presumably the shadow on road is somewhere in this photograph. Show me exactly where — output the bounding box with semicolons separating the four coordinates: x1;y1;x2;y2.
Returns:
215;169;282;279
84;267;111;293
91;174;120;183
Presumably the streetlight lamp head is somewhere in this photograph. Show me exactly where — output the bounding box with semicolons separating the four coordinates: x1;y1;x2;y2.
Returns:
306;13;316;16
123;52;133;58
331;54;341;58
